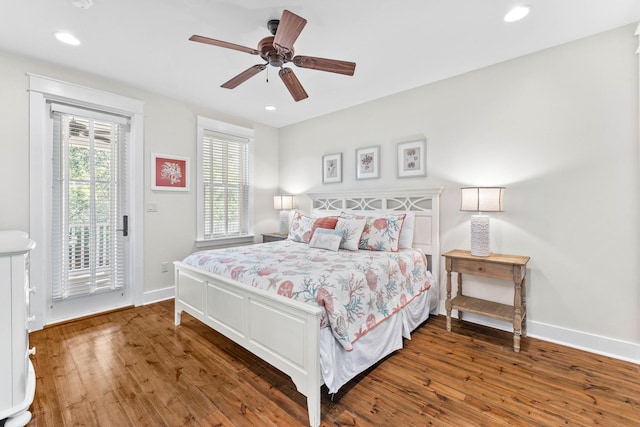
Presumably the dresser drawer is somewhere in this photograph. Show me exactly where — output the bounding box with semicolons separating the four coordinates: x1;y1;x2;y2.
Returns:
450;257;515;281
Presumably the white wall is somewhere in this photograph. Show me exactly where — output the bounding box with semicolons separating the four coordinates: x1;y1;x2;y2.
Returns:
279;25;640;361
0;50;280;302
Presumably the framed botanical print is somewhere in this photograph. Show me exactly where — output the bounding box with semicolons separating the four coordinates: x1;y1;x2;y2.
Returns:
151;153;190;191
322;153;342;184
397;139;426;178
355;146;380;180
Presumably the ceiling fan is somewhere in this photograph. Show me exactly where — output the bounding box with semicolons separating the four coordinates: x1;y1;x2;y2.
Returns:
189;9;356;102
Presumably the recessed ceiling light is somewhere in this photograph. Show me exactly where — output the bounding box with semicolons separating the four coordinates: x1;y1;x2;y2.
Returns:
264;105;277;111
55;32;81;46
504;5;531;23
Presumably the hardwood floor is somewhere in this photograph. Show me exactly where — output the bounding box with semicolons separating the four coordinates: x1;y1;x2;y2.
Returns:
28;300;639;426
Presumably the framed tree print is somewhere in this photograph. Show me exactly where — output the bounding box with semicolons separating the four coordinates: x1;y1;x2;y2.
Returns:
355;146;380;180
322;153;342;184
397;139;426;178
151;153;190;191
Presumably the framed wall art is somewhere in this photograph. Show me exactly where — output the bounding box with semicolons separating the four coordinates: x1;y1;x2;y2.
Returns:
355;146;380;180
151;153;190;191
397;139;426;178
322;153;342;184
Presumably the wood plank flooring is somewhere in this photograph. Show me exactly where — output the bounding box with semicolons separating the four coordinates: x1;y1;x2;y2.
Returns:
28;300;640;426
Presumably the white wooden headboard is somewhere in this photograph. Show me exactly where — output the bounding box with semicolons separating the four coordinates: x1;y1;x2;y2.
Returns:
306;188;442;282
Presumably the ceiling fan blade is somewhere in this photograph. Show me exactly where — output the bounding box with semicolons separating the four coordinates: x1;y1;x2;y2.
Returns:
221;64;267;89
273;10;307;55
279;68;308;102
189;35;259;55
293;56;356;76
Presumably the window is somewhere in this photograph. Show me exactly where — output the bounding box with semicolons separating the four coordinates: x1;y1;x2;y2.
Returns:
197;116;254;246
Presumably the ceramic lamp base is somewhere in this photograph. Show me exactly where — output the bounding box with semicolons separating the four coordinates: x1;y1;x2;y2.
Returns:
470;214;490;257
279;210;290;235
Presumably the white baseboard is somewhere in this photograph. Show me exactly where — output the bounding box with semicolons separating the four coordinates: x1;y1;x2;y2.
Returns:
437;301;640;365
143;286;175;305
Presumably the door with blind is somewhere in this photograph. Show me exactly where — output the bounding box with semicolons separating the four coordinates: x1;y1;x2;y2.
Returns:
49;104;131;321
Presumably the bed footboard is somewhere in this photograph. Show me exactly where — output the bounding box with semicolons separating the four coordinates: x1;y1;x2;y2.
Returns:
174;261;323;427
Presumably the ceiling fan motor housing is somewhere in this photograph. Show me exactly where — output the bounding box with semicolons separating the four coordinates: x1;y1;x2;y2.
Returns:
258;36;292;68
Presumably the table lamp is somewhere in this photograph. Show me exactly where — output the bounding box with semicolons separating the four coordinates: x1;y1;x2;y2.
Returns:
460;187;504;256
273;195;295;235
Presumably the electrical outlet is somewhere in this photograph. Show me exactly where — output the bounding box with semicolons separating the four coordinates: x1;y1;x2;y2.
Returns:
160;262;169;273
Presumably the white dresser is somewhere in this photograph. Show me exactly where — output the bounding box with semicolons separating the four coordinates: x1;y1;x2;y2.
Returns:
0;231;36;427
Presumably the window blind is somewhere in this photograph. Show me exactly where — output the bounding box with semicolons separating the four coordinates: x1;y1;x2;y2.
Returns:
202;130;250;239
51;103;128;300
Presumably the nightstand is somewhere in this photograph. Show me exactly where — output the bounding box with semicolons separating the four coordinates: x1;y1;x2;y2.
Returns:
262;232;288;243
443;249;530;352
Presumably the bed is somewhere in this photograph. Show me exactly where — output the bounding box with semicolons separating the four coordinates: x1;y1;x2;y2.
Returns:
174;188;442;427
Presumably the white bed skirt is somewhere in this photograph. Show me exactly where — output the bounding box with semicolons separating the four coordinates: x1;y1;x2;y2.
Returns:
320;272;436;393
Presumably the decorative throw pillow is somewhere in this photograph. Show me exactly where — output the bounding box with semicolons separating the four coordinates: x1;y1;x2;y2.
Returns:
309;228;344;251
334;218;366;251
340;212;406;251
342;210;415;248
288;211;316;243
312;216;338;237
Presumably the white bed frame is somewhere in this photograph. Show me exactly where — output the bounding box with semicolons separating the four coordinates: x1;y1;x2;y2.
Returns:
174;188;442;427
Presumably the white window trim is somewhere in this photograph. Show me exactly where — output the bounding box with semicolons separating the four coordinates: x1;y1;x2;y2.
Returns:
196;116;255;247
28;74;144;330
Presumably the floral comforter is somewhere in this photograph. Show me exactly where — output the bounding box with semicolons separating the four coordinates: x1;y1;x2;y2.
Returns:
181;240;431;351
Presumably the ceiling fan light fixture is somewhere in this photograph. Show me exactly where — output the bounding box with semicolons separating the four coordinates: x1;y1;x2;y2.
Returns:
504;5;531;22
54;32;81;46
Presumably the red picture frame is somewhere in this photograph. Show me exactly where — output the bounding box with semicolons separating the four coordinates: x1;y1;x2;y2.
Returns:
151;153;189;191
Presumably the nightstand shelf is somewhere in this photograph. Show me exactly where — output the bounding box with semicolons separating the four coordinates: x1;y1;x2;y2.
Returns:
450;295;514;323
262;232;288;243
443;249;530;352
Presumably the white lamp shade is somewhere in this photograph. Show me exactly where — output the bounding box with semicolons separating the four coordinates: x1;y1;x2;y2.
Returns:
460;187;504;212
273;195;294;210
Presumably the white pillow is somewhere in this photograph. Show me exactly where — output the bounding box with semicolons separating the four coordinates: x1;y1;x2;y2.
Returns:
335;218;366;251
310;209;342;218
398;211;415;249
309;228;344;251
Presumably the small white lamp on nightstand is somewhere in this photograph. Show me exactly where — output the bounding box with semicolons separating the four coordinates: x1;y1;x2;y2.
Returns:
273;195;295;235
460;187;505;257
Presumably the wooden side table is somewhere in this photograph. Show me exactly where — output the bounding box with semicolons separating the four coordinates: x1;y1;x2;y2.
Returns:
443;249;530;352
262;232;288;243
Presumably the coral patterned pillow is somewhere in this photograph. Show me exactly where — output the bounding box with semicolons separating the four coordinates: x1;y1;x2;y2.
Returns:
340;212;406;251
334;218;366;251
288;211;316;243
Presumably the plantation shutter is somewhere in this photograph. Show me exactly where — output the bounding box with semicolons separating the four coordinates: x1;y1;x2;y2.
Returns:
202;130;250;239
51;103;129;300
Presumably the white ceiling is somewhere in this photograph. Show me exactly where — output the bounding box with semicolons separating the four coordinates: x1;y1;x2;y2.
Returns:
1;1;639;128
